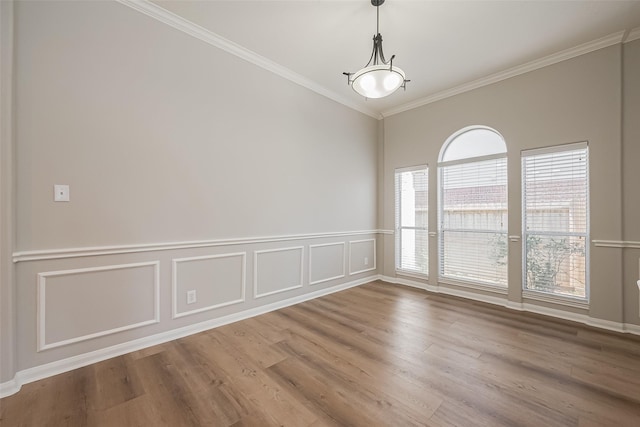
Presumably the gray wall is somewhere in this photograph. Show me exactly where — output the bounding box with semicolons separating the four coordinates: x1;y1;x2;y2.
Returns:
382;44;630;324
2;0;639;391
623;39;640;325
15;1;378;249
2;0;379;383
0;0;17;389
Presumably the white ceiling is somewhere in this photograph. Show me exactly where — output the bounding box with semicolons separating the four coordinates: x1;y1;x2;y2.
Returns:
148;0;640;118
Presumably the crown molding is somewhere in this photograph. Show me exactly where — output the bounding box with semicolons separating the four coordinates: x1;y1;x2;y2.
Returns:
624;27;640;43
382;31;626;118
112;1;635;121
115;0;381;120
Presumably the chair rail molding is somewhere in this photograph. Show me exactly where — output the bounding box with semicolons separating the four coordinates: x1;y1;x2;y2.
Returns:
13;230;384;262
592;240;640;249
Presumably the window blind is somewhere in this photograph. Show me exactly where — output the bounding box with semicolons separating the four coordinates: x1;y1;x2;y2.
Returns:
522;143;588;299
395;166;428;275
440;157;508;286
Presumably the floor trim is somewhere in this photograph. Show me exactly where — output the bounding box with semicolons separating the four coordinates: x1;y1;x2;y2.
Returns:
381;275;640;337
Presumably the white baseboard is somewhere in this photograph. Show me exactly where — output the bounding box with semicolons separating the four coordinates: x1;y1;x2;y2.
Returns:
381;275;640;337
0;274;378;398
386;275;438;293
624;323;640;334
382;275;511;308
0;378;20;399
518;301;590;325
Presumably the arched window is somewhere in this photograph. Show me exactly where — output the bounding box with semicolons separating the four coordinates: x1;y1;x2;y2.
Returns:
438;126;508;288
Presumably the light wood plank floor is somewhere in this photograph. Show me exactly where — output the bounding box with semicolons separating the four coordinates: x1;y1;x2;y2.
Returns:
2;280;640;426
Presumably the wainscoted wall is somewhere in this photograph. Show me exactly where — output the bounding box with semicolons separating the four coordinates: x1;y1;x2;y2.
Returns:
348;239;377;275
38;261;160;351
2;0;379;394
309;242;345;285
172;253;245;319
3;232;380;397
254;247;304;298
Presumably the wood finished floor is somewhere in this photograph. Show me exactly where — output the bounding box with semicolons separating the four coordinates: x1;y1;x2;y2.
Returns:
2;280;640;426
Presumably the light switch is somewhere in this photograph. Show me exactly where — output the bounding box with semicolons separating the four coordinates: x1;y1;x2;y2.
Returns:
54;184;70;202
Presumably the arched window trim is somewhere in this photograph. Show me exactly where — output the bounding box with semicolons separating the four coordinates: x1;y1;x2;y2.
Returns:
438;125;509;288
438;125;507;166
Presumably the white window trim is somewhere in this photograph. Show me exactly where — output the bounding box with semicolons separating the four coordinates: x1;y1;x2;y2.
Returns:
438;278;509;295
438;151;507;168
521;141;590;303
396;164;428;174
438;126;508;288
395;165;429;277
521;141;588;158
522;289;590;309
438;125;507;163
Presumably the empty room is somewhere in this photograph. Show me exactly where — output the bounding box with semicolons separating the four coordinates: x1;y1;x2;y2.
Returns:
2;0;640;425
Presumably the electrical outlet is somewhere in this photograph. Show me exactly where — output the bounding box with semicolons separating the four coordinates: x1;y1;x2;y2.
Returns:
187;290;197;305
364;256;369;265
54;184;70;202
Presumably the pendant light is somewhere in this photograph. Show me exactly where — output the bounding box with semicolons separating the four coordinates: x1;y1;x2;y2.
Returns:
343;0;409;99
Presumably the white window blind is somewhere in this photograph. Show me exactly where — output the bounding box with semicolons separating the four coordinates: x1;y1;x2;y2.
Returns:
522;143;589;300
395;166;428;275
440;157;508;286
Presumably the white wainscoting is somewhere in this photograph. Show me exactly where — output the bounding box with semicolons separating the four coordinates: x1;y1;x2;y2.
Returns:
309;242;346;285
349;238;377;275
37;261;160;351
2;274;379;399
172;252;246;319
4;231;380;398
254;246;304;298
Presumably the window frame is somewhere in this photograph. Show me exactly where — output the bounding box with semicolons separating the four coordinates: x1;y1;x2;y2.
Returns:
521;142;590;306
394;164;429;277
438;126;508;290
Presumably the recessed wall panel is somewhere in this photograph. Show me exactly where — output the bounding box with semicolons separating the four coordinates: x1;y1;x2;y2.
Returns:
309;242;345;285
37;262;159;351
349;239;376;275
254;247;304;298
172;252;246;318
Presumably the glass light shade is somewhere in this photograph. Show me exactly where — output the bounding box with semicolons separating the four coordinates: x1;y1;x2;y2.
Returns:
351;64;406;99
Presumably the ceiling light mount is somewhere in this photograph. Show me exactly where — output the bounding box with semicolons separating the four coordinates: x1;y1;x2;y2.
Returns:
343;0;409;99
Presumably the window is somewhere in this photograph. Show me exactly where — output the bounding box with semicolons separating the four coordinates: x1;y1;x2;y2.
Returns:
395;166;428;275
439;127;508;287
522;143;589;300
